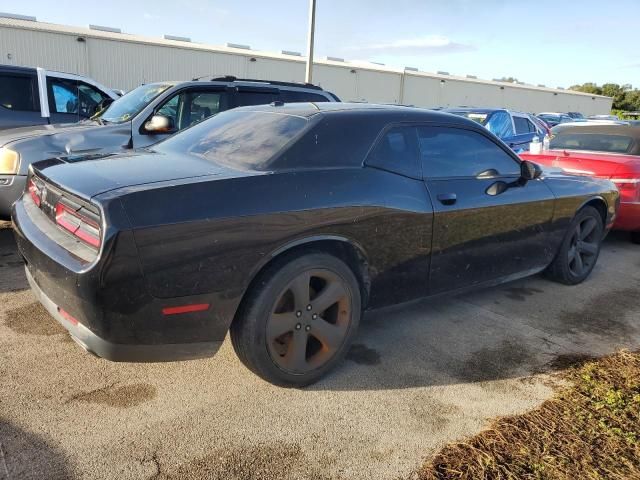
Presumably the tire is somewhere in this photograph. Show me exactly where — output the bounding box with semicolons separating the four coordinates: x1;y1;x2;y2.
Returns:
545;206;604;285
230;251;362;387
631;231;640;245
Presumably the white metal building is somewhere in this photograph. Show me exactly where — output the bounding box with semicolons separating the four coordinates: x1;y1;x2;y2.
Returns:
0;15;612;115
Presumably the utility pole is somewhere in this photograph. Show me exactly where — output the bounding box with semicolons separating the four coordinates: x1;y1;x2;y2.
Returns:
305;0;317;84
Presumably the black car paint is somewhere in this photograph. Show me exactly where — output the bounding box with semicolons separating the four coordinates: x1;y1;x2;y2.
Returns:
12;104;619;362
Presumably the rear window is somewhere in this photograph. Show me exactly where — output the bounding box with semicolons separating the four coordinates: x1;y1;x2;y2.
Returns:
155;110;308;170
550;132;634;154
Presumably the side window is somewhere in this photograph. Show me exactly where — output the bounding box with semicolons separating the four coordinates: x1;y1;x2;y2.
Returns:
0;74;38;111
513;116;531;135
417;126;520;179
485;111;514;138
366;126;420;178
77;82;109;118
280;91;330;103
48;78;79;114
154;90;229;131
236;90;277;107
526;119;537;133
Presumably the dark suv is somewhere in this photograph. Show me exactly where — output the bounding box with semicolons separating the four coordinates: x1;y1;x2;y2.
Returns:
0;76;339;218
0;65;118;130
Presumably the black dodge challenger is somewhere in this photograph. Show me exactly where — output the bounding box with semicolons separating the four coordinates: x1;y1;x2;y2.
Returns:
12;103;619;386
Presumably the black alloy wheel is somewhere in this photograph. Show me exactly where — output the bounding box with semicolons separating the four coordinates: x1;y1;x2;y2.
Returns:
231;251;361;387
567;216;600;277
545;206;604;285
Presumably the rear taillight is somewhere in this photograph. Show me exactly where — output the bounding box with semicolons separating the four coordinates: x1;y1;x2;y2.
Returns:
55;202;101;248
27;178;42;207
610;177;640;204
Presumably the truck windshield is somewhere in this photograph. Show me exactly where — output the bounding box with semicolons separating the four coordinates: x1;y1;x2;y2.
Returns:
99;83;171;123
154;109;309;170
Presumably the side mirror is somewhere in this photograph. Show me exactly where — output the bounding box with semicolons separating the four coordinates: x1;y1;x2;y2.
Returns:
520;160;542;181
144;114;175;134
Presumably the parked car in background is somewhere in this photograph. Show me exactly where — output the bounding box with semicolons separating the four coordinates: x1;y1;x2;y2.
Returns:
522;123;640;243
566;112;585;120
0;65;118;130
0;76;339;219
444;108;547;151
537;112;574;127
588;114;620;121
13;103;618;386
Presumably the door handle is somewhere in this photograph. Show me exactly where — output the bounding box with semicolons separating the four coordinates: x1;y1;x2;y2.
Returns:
437;193;457;206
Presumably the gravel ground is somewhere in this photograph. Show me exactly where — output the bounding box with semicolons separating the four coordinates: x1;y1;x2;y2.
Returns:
0;220;639;480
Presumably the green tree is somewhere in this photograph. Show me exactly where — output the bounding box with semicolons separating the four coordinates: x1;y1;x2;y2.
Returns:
569;82;640;112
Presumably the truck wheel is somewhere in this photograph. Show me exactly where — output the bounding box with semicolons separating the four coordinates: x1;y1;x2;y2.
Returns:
545;206;603;285
230;251;361;387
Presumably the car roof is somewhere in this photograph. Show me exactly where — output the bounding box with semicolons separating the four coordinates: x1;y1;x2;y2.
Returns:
443;107;506;114
0;64;36;74
234;102;481;125
140;78;330;92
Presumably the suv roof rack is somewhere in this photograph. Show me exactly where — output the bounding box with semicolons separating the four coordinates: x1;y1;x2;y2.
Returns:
208;75;324;91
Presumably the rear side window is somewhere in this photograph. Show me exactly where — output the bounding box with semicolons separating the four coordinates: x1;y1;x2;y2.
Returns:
155;110;308;170
48;77;79;114
0;74;37;111
418;126;520;178
514;116;536;134
280;91;330;103
236;90;277;107
366;126;420;178
485;111;513;138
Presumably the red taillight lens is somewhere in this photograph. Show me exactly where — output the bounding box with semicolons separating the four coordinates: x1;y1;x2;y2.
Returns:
610;177;640;204
55;202;101;248
27;178;41;207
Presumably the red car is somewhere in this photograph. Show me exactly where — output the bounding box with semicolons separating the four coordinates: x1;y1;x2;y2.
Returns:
521;124;640;243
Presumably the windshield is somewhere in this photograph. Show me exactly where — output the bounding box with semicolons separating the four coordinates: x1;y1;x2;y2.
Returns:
99;83;171;123
154;109;309;170
550;132;633;154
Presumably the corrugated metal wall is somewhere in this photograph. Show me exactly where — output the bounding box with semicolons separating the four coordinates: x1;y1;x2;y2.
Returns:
0;20;612;115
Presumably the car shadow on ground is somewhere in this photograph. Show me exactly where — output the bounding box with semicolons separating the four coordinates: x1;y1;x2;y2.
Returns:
0;419;74;480
314;231;640;391
0;225;28;294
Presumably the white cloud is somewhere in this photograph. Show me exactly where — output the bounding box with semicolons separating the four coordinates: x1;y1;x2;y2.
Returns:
348;35;474;56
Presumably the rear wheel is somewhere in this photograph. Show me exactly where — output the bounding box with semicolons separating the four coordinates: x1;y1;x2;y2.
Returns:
631;231;640;245
545;206;603;285
230;251;361;387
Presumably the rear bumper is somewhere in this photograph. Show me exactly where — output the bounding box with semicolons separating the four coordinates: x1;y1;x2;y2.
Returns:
13;195;228;362
26;266;222;362
0;175;26;219
614;202;640;231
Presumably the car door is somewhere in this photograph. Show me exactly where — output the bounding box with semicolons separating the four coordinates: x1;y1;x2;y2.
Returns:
46;76;83;124
0;70;43;129
132;86;232;148
417;125;556;294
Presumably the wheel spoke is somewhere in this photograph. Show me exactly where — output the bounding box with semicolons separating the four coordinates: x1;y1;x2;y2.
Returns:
573;252;584;273
580;218;597;240
289;273;310;311
568;245;577;262
312;319;346;351
579;241;598;256
267;312;298;340
284;330;308;371
312;281;344;314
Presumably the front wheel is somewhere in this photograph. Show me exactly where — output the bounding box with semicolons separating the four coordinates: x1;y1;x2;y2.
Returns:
545;206;604;285
230;251;361;387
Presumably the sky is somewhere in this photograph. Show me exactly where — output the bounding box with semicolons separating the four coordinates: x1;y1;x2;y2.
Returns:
1;0;638;88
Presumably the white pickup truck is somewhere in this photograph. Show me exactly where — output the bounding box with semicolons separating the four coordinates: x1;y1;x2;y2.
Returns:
0;65;119;130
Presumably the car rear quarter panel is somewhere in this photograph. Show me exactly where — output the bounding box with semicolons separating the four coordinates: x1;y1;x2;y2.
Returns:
115;167;434;317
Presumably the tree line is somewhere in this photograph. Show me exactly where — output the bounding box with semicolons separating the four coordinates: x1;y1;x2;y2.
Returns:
570;83;640;113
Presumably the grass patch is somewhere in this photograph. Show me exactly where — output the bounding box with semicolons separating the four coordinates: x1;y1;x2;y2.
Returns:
420;351;640;479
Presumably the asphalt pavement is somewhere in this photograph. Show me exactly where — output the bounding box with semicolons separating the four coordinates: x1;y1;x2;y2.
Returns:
1;220;639;480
